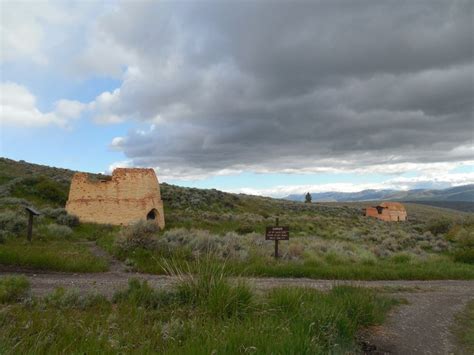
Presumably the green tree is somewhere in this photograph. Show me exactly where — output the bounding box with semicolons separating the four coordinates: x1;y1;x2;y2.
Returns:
305;192;312;204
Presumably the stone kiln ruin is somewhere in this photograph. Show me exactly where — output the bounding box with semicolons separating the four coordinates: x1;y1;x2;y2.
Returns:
66;168;165;229
364;202;407;222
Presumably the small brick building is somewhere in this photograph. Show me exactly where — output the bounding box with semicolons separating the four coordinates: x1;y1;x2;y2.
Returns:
364;202;407;222
66;168;165;228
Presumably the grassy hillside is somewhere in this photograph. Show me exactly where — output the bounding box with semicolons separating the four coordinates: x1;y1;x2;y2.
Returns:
403;200;474;213
0;157;473;279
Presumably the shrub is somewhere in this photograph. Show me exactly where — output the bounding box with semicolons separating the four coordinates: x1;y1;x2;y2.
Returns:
36;178;67;205
236;225;254;235
0;210;27;235
57;213;80;227
427;219;452;235
456;229;474;248
287;242;304;259
0;230;7;243
41;207;67;219
453;249;474;264
163;228;194;248
160;318;186;342
221;232;248;260
0;197;29;207
188;230;222;255
390;253;412;264
46;224;73;238
115;220;160;252
0;276;30;303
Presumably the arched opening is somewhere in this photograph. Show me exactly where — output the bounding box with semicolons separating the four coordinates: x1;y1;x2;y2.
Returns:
147;208;158;221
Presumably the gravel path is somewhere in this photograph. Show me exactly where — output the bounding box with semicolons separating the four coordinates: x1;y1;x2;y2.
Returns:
361;290;473;355
1;268;473;354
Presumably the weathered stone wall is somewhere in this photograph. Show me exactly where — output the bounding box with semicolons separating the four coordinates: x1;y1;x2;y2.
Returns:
385;208;407;222
365;204;407;222
66;168;165;228
365;207;380;219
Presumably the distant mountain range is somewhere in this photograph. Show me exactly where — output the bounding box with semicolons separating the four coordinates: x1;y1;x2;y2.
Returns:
285;184;474;203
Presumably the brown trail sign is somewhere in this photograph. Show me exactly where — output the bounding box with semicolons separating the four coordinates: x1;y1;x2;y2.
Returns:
265;218;289;258
265;226;289;241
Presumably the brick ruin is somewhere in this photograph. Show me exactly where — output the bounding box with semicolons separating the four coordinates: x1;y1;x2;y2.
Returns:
364;202;407;222
66;168;165;229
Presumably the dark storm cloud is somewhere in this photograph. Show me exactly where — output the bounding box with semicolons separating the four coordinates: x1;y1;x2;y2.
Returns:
98;0;473;177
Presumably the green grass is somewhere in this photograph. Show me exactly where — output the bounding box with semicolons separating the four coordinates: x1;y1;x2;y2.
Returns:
0;270;399;353
0;276;30;303
229;257;474;280
0;239;108;272
453;248;474;264
453;300;474;354
72;222;118;241
120;249;474;280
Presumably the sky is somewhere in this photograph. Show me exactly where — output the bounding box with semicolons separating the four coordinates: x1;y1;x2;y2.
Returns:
0;0;473;198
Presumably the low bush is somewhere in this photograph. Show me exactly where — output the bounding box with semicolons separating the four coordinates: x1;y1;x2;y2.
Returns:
455;228;474;247
41;207;67;219
236;225;255;235
35;178;68;205
391;253;413;264
427;219;453;235
188;230;222;255
10;176;68;206
453;249;474;264
0;210;27;235
0;276;30;303
57;213;80;227
46;224;73;238
0;230;6;244
115;220;160;253
0;197;29;207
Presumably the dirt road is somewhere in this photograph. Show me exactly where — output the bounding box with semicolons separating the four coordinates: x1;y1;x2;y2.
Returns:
1;268;473;355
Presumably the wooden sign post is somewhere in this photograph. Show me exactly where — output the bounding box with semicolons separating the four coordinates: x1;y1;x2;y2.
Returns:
25;207;40;242
265;217;289;259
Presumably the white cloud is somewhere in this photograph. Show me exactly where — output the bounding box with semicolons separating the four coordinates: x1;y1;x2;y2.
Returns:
387;172;474;190
107;159;133;174
110;136;125;150
54;99;85;119
88;88;126;124
0;1;84;65
0;82;84;127
74;23;134;78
